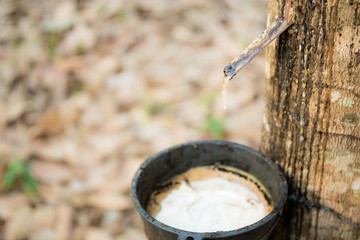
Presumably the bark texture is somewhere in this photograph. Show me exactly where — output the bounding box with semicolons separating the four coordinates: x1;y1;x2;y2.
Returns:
261;0;360;239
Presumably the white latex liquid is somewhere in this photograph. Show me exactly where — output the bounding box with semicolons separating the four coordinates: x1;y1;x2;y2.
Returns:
154;177;266;232
222;76;231;109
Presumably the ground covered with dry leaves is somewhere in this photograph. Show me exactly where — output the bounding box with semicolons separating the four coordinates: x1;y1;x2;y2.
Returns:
0;0;267;239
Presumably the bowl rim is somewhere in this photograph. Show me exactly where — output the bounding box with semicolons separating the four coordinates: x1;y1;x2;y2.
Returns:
130;140;288;238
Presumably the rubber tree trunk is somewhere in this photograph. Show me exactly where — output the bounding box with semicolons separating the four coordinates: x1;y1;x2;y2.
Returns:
261;0;360;239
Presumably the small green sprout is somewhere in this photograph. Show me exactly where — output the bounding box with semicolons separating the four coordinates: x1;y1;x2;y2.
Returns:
3;160;38;197
204;115;226;140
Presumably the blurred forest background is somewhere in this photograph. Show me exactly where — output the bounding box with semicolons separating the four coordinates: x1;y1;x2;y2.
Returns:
0;0;268;239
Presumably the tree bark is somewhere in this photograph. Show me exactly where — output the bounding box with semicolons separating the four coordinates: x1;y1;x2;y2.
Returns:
261;0;360;239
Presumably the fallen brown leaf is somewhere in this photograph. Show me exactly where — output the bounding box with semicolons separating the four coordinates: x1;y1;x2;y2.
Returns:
32;161;73;184
55;203;73;240
0;193;29;220
85;227;112;240
84;192;131;211
5;206;56;240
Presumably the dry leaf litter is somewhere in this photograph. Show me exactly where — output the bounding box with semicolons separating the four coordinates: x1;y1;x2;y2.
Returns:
0;0;267;239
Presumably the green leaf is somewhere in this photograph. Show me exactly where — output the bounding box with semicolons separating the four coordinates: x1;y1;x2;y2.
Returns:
21;181;37;197
2;160;38;197
3;161;24;190
206;115;225;139
3;170;17;190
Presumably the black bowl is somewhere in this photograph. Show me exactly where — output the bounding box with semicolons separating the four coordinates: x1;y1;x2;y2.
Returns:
131;140;287;240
